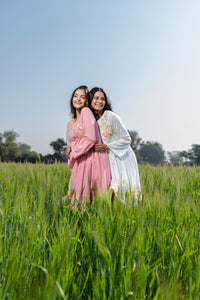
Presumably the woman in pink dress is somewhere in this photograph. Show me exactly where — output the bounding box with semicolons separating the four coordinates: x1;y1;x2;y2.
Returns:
66;85;111;208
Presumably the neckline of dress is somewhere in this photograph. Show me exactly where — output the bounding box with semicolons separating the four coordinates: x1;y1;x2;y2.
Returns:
73;115;81;122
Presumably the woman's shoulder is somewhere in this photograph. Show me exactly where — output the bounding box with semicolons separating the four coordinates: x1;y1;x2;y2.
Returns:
81;107;93;116
81;107;96;122
67;120;74;133
67;119;73;127
103;110;120;120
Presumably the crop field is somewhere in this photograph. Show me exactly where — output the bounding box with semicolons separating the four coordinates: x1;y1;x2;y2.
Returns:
0;163;200;299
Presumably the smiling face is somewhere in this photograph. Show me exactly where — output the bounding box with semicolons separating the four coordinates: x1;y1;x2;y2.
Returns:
72;89;88;111
91;91;106;115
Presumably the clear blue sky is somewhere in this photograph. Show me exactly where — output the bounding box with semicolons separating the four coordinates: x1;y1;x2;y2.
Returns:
1;0;200;154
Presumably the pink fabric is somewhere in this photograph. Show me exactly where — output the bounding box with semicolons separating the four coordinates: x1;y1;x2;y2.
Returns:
67;107;111;206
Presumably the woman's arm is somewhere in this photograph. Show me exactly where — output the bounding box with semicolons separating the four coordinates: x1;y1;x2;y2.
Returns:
104;112;131;158
70;107;97;159
66;122;76;169
66;145;71;157
94;143;109;152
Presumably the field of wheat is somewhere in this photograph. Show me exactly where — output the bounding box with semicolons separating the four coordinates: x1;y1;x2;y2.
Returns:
0;163;200;299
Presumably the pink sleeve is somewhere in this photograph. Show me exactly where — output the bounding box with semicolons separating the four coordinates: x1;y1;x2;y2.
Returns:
66;121;71;147
70;107;97;159
68;154;75;169
67;121;75;169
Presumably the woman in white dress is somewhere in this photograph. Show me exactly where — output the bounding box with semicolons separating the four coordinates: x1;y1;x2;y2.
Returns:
89;87;141;204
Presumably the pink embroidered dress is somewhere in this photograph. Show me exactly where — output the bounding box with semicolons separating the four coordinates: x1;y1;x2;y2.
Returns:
67;107;111;206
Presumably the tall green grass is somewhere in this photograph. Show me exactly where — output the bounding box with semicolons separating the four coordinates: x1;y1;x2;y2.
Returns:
0;163;200;299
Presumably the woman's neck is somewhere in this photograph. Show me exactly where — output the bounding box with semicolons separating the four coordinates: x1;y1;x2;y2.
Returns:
96;110;104;120
76;109;81;119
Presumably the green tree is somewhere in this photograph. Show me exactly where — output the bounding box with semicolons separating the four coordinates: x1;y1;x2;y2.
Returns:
19;143;31;155
178;150;191;165
42;154;55;164
0;130;40;163
128;130;143;161
188;144;200;165
167;151;184;165
3;131;19;143
26;151;40;163
0;131;20;161
0;133;3;144
128;130;142;151
139;141;165;165
50;138;67;162
0;133;3;159
1;141;21;162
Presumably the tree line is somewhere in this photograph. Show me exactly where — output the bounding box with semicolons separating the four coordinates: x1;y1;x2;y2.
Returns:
0;131;67;164
0;130;200;165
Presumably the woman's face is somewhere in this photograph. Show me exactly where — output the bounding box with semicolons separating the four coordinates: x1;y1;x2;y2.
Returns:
91;91;106;113
72;89;88;110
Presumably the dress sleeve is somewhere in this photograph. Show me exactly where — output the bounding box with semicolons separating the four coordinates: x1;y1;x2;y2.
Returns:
106;112;131;158
70;107;97;159
67;121;76;169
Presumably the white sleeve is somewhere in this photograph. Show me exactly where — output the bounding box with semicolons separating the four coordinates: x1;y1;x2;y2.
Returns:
106;113;131;158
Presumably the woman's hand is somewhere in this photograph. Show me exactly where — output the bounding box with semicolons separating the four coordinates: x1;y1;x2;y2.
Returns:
94;143;109;152
66;145;71;157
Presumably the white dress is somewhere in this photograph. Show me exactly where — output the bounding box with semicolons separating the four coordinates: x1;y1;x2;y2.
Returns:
97;110;141;203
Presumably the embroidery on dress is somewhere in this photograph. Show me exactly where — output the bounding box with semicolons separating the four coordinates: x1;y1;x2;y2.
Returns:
100;112;113;143
67;121;74;143
75;118;84;137
67;118;84;143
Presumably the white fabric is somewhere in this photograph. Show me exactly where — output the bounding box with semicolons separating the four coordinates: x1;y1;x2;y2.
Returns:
97;110;141;203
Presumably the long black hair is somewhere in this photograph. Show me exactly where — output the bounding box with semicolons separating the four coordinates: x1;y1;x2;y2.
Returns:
70;85;89;119
89;87;112;120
